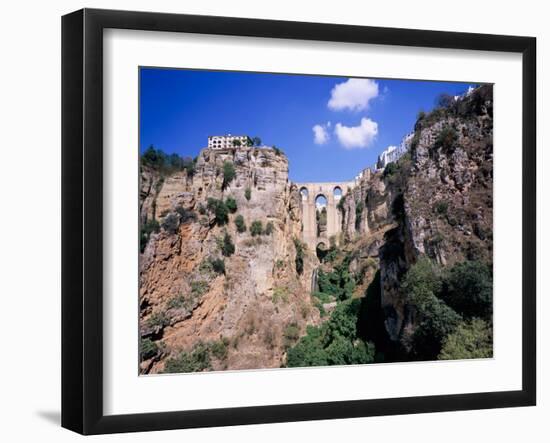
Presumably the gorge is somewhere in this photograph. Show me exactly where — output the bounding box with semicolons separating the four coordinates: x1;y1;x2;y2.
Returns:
139;84;494;374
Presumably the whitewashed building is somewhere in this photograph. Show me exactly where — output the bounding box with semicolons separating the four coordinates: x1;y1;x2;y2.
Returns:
208;134;249;149
376;132;414;169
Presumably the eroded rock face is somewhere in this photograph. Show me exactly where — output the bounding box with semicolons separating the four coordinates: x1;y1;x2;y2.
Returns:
378;85;494;346
139;147;319;373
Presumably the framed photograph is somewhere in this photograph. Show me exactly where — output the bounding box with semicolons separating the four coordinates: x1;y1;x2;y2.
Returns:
62;8;536;435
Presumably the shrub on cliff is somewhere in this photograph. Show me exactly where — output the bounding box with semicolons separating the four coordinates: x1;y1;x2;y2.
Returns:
244;187;252;201
293;238;304;275
175;206;196;223
383;162;398;177
140;338;159;361
140;219;160;252
207;198;229;225
434;126;458;152
221;232;235;257
222;161;236;189
234;214;246;233
225;197;237;213
161;213;180;235
163;342;211;373
250;220;263;236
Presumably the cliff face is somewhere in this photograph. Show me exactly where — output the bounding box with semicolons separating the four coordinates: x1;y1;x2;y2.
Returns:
379;85;494;346
139;147;319;373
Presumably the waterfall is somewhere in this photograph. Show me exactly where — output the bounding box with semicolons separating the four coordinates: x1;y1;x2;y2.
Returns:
311;267;319;293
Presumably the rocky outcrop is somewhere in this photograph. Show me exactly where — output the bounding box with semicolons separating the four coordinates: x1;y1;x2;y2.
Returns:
139;147;319;373
378;85;494;347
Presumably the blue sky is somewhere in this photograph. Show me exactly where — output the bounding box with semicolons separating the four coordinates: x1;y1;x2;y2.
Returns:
140;68;476;182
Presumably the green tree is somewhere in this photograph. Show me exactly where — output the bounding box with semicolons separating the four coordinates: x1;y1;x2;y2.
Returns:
383;162;398;177
225;196;238;213
234;214;246;233
244;187;252;201
209;258;225;275
441;260;492;319
252;136;262;146
287;299;375;368
221;232;235;257
207;198;229;225
232;139;241;147
250;220;263;236
222;161;236;189
439;318;493;360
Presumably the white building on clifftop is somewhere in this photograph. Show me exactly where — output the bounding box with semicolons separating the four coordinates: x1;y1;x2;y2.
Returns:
376;131;414;170
208;134;249;149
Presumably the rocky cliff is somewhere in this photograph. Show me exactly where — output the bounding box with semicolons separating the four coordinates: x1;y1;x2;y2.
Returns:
139;147;320;373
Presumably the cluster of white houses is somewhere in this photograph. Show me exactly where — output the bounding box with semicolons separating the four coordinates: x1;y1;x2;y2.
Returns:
376;132;414;170
208;134;250;149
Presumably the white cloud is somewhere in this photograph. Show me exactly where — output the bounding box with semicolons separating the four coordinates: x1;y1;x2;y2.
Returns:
312;122;331;145
328;78;379;112
334;118;378;149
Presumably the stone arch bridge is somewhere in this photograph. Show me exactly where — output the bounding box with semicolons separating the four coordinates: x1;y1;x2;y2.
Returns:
295;181;355;252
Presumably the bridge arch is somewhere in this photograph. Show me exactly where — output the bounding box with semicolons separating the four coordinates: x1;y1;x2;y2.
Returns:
295;180;356;252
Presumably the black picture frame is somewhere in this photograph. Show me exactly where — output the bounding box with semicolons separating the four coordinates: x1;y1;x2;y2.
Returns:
62;8;537;435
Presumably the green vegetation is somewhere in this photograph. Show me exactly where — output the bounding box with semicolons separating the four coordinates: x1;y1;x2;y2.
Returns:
140;338;159;360
225;196;238;213
141;145;196;177
250;220;263;236
147;310;170;329
163;342;212;373
222;161;236;189
434;126;458;152
140;219;160;252
441;260;493;319
232;139;242;147
439;318;493;360
294;238;305;275
383;162;398;177
207;198;229;225
272;145;282;156
200;257;226;275
252;136;262;146
434;200;449;215
175;206;196;223
401;257;493;360
234;214;246;233
161;213;180;234
244;187;252;201
283;323;300;348
272;286;289;304
221;232;235;257
316;261;355;302
337;194;346;212
264;221;274;235
287;299;375;367
209;338;230;360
